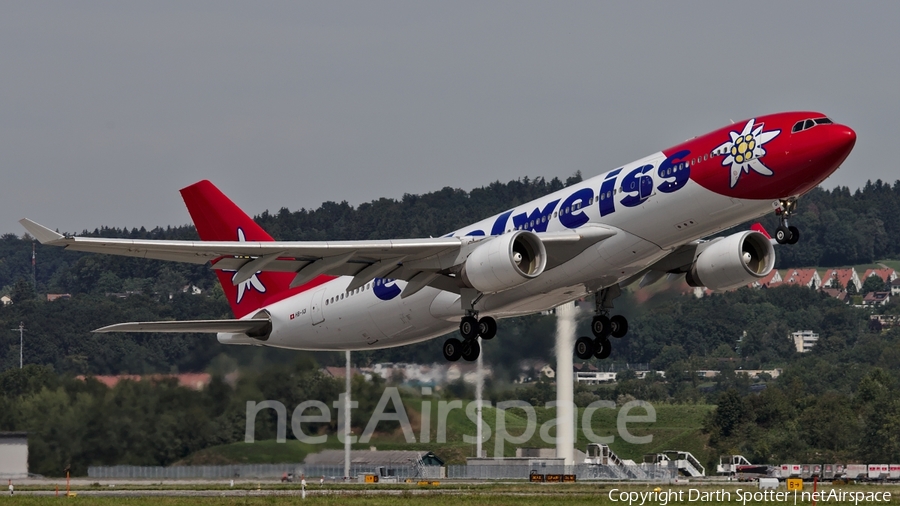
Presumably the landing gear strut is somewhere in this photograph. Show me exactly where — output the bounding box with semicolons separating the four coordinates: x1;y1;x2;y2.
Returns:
775;198;800;245
443;308;495;362
575;286;629;360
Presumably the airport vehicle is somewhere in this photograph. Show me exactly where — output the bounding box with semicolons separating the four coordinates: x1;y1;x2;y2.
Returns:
21;112;856;362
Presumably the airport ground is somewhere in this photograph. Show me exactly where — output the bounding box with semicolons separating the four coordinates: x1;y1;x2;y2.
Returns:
2;480;899;505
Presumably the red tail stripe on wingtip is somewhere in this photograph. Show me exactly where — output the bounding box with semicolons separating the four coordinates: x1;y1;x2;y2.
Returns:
750;223;771;239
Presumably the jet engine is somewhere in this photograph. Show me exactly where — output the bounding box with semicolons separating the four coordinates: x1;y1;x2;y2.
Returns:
685;231;775;291
461;231;546;293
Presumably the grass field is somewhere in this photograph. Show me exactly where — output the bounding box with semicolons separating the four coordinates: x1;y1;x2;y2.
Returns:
2;483;897;505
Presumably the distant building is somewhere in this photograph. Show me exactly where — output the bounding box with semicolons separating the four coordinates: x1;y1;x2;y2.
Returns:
321;366;365;380
46;293;71;302
862;268;898;284
782;269;822;289
870;314;898;328
0;296;11;306
862;292;891;306
76;373;217;391
752;269;783;288
0;432;28;479
181;284;203;295
820;288;851;304
575;371;617;384
302;449;445;477
821;268;861;293
892;279;900;296
791;330;819;353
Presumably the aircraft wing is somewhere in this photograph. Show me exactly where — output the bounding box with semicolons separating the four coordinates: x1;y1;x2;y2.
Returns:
21;219;615;296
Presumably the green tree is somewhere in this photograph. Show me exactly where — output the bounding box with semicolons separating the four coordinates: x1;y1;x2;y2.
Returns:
862;275;887;294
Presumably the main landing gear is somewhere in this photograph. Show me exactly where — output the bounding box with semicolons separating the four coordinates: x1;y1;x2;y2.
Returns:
575;286;629;361
774;198;800;245
443;311;496;362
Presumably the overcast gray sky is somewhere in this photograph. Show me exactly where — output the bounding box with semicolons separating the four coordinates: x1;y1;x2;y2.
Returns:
3;2;897;235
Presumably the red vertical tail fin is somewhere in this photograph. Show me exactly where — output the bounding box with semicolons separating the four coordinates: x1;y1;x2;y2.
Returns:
179;180;299;318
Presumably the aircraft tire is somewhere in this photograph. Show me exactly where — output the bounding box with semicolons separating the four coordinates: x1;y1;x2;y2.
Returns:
460;316;479;339
478;317;497;339
787;226;800;245
443;338;463;361
610;315;628;338
593;337;612;360
461;339;481;362
775;226;791;244
591;315;611;339
575;336;594;360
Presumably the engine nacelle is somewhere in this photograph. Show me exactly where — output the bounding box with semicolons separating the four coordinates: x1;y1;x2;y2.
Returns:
685;231;775;291
461;231;546;293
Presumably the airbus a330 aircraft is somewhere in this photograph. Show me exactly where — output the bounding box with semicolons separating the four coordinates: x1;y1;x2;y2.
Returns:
21;111;855;362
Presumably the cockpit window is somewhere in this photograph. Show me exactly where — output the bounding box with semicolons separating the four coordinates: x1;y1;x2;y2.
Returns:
793;117;834;133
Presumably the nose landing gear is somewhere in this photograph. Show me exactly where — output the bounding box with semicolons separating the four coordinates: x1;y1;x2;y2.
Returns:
775;198;800;245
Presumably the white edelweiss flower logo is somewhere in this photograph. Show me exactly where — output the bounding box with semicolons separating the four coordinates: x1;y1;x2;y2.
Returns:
224;228;267;304
713;118;781;188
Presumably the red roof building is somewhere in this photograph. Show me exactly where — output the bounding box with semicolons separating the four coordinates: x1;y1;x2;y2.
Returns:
822;268;861;292
783;269;822;289
863;268;898;284
76;373;215;391
751;269;783;288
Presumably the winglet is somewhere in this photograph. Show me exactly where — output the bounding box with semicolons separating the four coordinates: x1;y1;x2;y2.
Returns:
750;222;771;240
19;219;65;244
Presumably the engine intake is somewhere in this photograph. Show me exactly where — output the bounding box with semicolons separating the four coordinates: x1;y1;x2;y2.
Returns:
462;231;546;293
685;231;775;291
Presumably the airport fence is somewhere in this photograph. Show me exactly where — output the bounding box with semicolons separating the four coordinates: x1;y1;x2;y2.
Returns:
89;464;674;481
447;464;676;481
87;464;427;480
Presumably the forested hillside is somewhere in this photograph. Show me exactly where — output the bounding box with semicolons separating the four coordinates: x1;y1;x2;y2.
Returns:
2;176;900;472
2;176;900;374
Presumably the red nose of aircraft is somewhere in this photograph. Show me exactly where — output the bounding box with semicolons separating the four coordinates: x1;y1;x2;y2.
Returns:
778;121;857;197
830;124;857;160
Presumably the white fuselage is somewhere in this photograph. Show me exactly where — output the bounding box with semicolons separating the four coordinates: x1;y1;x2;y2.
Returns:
221;151;774;351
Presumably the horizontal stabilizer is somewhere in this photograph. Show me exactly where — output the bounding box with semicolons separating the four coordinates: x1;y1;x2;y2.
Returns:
93;319;270;334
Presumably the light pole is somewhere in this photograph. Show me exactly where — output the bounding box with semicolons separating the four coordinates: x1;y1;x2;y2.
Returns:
11;323;25;369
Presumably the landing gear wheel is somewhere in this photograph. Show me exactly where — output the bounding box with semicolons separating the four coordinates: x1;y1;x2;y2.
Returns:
610;315;628;338
593;337;612;360
460;316;479;339
574;336;594;360
478;317;497;340
443;338;462;362
591;315;611;339
461;339;481;362
787;226;800;245
775;226;791;245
